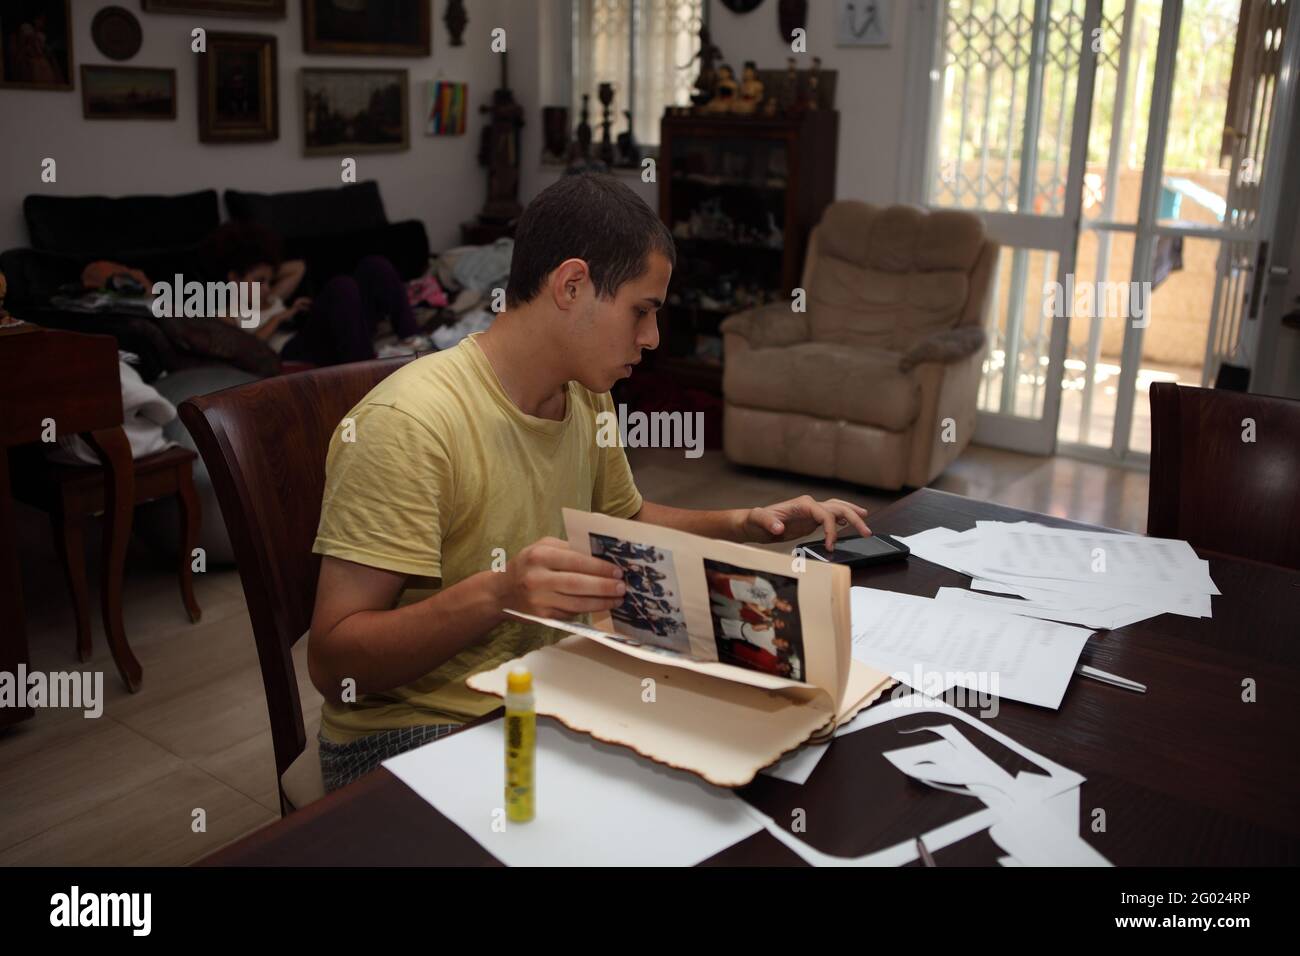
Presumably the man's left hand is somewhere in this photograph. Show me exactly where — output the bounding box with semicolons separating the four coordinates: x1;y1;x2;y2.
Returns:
739;495;871;551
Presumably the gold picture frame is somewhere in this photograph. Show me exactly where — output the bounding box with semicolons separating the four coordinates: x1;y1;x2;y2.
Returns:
301;0;430;57
301;67;409;156
0;0;74;91
200;32;278;143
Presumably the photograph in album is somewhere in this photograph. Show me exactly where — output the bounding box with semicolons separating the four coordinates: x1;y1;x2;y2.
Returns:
590;532;690;656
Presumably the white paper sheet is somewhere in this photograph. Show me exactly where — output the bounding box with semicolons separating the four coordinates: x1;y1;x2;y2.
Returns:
744;696;1099;865
970;570;1212;619
384;720;761;866
895;522;1219;623
934;586;1155;631
881;723;1109;866
760;740;831;785
850;587;1093;710
834;694;1083;796
742;800;1001;867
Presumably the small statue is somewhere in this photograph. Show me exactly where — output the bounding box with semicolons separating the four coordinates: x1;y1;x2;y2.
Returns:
570;93;593;160
763;96;779;117
805;56;822;112
567;93;608;172
476;53;525;224
443;0;468;47
734;60;763;115
616;110;640;166
684;25;724;109
598;82;616;165
706;63;738;112
781;56;800;114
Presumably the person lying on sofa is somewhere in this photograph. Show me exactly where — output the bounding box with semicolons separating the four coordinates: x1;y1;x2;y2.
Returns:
305;172;873;791
199;221;428;366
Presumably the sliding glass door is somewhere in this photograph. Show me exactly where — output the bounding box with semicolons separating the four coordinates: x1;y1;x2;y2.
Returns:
1064;0;1296;462
910;0;1102;455
907;0;1298;461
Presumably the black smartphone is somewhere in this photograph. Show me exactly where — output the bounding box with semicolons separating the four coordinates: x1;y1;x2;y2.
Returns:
801;533;910;567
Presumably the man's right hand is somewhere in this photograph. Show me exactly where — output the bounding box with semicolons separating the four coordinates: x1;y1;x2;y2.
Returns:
494;536;626;620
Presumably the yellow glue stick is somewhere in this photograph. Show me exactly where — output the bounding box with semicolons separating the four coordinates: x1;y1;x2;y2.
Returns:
505;666;535;823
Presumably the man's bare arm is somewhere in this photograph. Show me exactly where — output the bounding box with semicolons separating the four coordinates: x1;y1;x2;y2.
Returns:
631;501;747;540
307;556;504;703
633;495;871;550
307;540;627;704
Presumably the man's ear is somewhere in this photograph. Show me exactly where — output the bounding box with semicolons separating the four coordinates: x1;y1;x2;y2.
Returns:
549;258;591;310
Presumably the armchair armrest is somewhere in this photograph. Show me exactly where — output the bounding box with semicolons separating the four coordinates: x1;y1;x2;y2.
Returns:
898;325;987;372
719;303;809;354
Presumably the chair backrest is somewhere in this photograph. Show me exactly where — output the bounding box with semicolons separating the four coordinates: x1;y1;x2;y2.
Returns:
801;201;998;353
1148;382;1300;569
178;357;413;787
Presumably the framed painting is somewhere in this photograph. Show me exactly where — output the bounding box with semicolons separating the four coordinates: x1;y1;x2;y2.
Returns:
81;65;177;119
141;1;287;18
426;80;466;136
200;32;278;142
301;67;408;155
302;0;430;57
0;0;73;91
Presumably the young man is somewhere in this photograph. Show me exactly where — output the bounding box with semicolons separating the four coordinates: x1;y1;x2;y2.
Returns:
307;172;871;790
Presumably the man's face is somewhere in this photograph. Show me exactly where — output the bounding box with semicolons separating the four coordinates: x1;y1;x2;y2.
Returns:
570;251;671;392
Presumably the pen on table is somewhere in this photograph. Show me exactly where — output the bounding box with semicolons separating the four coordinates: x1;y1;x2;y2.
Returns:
1076;663;1147;693
803;545;830;562
915;836;936;867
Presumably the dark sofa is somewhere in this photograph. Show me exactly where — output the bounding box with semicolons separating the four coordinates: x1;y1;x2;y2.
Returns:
225;181;429;285
1;181;429;381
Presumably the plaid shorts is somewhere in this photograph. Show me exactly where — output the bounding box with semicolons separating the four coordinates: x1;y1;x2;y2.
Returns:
319;723;458;792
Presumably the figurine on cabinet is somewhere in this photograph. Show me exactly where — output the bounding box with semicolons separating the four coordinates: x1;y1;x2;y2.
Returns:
706;63;738;112
805;57;823;111
781;57;800;115
686;25;725;109
734;60;763;115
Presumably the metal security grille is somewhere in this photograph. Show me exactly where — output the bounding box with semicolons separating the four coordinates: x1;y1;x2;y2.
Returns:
932;0;1086;215
915;0;1297;459
930;0;1089;422
573;0;705;148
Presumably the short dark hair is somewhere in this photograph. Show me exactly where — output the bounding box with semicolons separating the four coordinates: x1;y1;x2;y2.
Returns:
504;172;676;308
200;221;283;279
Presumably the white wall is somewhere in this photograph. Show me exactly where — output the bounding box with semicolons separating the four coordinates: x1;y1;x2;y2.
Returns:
0;0;515;253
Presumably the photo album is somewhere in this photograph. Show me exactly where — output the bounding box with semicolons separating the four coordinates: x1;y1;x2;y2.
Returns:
468;509;894;786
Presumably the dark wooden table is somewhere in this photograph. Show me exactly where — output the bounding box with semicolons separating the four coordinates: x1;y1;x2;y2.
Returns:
202;489;1300;866
1;327;142;730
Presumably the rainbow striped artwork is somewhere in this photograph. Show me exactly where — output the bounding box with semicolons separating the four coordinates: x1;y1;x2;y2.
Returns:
426;80;467;136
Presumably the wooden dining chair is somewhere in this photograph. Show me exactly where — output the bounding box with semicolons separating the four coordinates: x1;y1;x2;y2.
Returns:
1148;382;1300;569
179;357;413;815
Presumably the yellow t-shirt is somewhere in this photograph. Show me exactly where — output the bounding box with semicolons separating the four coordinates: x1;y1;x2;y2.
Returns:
313;333;643;743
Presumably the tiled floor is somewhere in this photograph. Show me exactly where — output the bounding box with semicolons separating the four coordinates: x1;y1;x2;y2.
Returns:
0;444;1147;865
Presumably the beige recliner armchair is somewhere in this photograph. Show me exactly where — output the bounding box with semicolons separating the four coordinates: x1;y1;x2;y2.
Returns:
720;202;998;490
